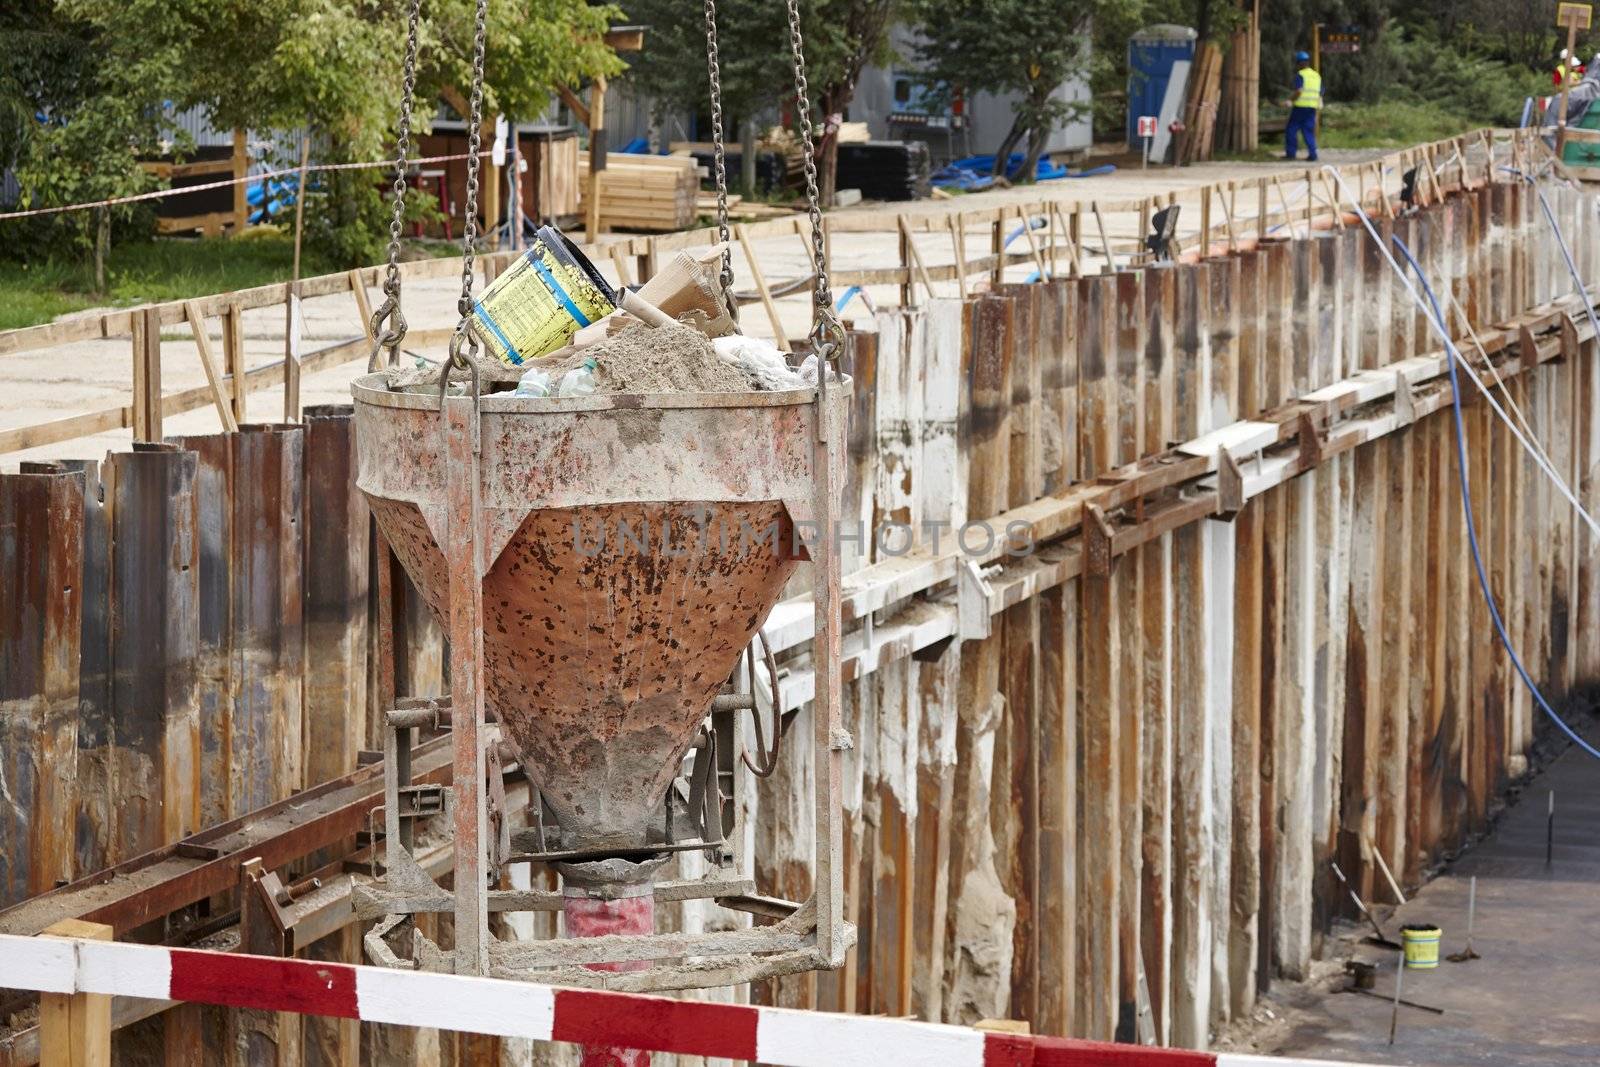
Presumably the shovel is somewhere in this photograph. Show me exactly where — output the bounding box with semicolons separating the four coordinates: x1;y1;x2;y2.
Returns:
1331;860;1403;951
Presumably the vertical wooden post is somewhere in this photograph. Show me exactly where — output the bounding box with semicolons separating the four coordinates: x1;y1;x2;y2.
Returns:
231;129;248;234
222;304;247;425
283;283;302;422
40;919;112;1067
585;76;608;240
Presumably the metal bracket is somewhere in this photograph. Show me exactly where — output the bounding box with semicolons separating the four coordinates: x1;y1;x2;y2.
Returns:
1083;503;1114;577
1213;448;1245;521
1296;411;1324;471
1519;323;1541;371
1559;313;1580;363
397;783;447;819
239;857;299;957
957;558;995;640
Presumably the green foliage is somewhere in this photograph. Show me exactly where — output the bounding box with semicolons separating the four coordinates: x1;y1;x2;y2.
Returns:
1;0;623;271
617;0;895;131
911;0;1133;173
0;0;179;260
619;0;787;128
0;231;340;330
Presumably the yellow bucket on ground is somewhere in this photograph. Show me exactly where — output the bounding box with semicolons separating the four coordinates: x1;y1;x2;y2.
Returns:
469;225;617;367
1402;923;1441;969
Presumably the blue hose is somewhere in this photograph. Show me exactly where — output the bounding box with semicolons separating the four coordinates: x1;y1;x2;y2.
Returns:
1392;234;1600;760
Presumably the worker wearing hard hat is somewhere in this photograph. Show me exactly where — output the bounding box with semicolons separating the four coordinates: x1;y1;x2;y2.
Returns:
1554;49;1586;87
1284;50;1322;162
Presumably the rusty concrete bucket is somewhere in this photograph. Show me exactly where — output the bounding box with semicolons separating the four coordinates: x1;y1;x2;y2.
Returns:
351;375;843;859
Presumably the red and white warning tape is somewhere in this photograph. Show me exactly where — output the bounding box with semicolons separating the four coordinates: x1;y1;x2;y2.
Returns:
0;934;1370;1067
0;151;491;222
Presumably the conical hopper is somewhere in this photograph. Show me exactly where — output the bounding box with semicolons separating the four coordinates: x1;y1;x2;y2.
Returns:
351;375;843;852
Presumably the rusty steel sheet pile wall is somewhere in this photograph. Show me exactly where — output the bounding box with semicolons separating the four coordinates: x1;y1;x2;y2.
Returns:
746;174;1598;1052
0;407;447;1066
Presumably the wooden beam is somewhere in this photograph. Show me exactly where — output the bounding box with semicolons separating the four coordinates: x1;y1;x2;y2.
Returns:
183;301;238;433
40;920;112;1067
736;223;788;350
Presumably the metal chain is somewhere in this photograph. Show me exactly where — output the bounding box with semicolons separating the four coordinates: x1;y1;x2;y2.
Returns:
367;0;423;371
445;0;491;386
703;0;733;298
784;0;843;362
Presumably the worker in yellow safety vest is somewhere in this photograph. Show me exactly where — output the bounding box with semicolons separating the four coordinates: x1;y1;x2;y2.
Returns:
1284;50;1322;162
1554;49;1586;87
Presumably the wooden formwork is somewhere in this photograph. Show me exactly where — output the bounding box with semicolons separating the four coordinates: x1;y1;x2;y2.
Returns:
741;172;1599;1048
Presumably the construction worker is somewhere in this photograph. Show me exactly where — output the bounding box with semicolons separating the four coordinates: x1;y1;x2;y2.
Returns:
1284;50;1322;162
1554;49;1586;87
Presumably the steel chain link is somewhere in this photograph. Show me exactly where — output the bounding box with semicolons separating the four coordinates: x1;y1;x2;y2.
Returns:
703;0;734;301
446;0;491;387
784;0;844;363
367;0;423;371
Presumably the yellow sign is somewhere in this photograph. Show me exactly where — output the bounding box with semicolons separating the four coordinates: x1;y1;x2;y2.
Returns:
1558;2;1592;30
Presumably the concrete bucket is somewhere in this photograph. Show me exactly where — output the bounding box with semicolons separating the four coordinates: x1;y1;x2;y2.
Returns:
351;375;843;857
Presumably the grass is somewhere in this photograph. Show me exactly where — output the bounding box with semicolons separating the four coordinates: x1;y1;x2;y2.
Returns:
0;230;340;332
1220;101;1492;162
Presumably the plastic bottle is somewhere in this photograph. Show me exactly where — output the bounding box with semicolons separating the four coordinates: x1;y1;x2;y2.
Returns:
513;366;553;397
557;358;599;397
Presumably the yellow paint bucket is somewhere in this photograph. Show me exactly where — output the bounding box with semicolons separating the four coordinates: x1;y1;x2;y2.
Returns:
469;226;617;367
1402;923;1441;969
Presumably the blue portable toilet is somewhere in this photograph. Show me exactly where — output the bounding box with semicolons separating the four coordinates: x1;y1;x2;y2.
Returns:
1127;25;1198;147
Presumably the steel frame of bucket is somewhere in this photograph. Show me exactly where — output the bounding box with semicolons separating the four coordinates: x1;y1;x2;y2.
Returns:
356;381;852;990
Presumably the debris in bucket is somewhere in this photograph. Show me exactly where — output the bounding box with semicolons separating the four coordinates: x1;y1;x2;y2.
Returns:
713;335;806;390
513;366;553;397
544;319;755;394
470;225;617;367
557;358;598;397
378;224;813;397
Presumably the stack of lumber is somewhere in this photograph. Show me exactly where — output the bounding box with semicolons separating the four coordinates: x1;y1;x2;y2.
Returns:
1176;40;1224;164
577;152;699;231
1214;9;1261;152
835;140;931;200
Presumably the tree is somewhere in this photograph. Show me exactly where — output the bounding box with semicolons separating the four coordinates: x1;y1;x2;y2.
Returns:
801;0;897;206
2;0;624;270
618;0;893;204
1;0;177;283
908;0;1126;179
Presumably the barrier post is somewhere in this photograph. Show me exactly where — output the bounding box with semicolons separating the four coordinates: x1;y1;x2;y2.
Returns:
39;920;112;1067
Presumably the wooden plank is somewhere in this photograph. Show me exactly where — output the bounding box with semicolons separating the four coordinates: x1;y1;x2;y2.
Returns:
183;301;239;433
1137;262;1175;1043
1169;259;1214;1046
1074;273;1119;1039
1036;278;1076;1037
1228;248;1265;1021
1109;270;1144;1040
222;305;247;426
736;223;789;351
40;919;112;1067
947;292;1015;1025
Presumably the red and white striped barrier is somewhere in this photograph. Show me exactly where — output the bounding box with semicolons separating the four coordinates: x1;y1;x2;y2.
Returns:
1;934;1371;1067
